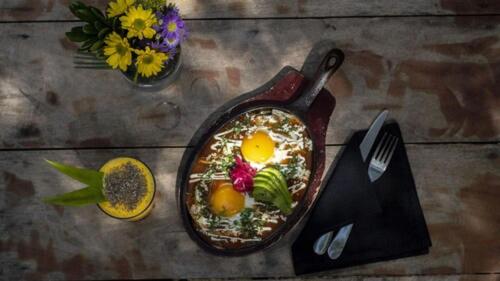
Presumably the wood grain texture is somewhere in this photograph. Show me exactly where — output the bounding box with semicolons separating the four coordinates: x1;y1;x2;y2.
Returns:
193;276;500;281
1;17;499;149
1;0;500;21
1;144;499;279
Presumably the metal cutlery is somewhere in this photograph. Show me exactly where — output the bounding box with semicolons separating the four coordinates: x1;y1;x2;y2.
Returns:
326;223;353;259
368;132;399;182
313;110;388;256
325;132;399;259
312;230;334;255
359;110;388;162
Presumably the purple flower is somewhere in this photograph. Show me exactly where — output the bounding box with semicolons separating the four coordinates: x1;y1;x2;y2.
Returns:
149;41;177;59
151;7;187;52
163;11;184;36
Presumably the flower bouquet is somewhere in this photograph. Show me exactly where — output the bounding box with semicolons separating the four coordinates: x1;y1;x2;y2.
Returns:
66;0;187;86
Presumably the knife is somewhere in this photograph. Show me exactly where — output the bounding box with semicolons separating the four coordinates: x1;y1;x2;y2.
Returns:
359;110;388;162
313;110;388;257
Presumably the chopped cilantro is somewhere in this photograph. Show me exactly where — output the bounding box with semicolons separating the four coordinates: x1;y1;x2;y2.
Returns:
280;154;300;180
233;121;243;135
218;154;235;175
235;208;263;237
208;214;221;230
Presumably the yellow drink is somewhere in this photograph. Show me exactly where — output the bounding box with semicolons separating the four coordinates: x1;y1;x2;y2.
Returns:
97;157;155;221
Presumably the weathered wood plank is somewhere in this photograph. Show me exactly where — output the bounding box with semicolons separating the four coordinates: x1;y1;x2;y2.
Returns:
1;0;500;21
1;17;499;149
193;276;500;281
1;144;499;279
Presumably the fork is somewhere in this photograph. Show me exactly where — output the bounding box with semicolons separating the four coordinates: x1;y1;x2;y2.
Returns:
368;132;399;182
320;132;399;259
73;51;110;69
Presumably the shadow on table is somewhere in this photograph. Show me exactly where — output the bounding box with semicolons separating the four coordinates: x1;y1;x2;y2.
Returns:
59;8;346;278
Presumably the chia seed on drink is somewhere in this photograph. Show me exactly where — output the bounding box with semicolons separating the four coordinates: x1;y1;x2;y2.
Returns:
103;162;147;211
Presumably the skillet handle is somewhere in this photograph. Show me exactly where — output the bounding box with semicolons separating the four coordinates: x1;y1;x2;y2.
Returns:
294;48;344;109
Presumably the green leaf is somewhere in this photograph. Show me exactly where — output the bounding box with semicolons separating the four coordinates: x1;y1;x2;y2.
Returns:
95;51;107;60
70;26;85;34
89;6;106;22
69;1;86;17
112;17;120;31
82;23;97;34
75;8;96;22
94;20;106;30
70;1;86;9
45;160;103;188
78;45;91;52
43;185;105;206
90;40;104;52
78;38;97;51
78;40;94;51
97;27;111;39
66;30;91;42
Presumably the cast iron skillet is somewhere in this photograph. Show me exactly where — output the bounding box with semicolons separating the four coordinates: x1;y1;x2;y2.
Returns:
176;48;344;256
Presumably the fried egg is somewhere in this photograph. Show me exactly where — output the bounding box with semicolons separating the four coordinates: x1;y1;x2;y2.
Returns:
241;130;275;163
210;182;255;217
241;128;294;170
187;108;313;245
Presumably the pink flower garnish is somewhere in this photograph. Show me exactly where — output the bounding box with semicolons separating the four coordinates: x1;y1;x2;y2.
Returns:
230;156;256;192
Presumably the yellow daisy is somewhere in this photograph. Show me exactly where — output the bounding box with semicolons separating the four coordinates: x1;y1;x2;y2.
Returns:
107;0;135;18
120;5;157;39
135;47;168;78
104;32;133;71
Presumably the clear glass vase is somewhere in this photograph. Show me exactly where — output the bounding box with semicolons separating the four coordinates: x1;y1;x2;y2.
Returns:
121;46;182;90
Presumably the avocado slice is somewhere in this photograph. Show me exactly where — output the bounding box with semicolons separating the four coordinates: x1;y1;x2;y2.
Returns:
254;173;289;205
252;167;293;214
262;167;291;201
258;170;292;205
253;184;292;215
253;168;292;214
263;167;287;188
252;184;276;203
253;178;279;195
272;194;292;215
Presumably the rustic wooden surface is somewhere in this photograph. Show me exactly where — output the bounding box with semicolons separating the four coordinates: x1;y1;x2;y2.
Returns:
1;145;499;280
1;0;500;21
1;17;499;149
0;0;499;280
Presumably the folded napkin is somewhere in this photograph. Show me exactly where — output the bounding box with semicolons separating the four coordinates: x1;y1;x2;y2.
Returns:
292;123;432;275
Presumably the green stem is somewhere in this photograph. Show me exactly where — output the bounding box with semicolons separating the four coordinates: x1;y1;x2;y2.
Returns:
134;69;139;83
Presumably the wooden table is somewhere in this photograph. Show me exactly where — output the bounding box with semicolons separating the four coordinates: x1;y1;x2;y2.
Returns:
1;1;499;280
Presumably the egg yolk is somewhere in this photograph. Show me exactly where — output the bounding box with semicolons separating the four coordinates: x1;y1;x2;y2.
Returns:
210;183;245;217
241;131;275;163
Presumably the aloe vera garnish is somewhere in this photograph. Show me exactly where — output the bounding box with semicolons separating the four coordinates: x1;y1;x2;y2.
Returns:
43;158;151;214
43;160;105;206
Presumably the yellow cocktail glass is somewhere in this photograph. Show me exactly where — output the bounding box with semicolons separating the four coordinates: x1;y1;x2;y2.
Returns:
97;157;156;221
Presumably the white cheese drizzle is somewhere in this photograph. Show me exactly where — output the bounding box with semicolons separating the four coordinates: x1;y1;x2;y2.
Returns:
189;109;312;243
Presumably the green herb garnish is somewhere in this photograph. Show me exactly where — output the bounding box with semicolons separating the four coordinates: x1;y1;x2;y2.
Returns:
280;154;300;180
218;155;235;175
235;208;262;237
43;160;105;206
208;214;221;230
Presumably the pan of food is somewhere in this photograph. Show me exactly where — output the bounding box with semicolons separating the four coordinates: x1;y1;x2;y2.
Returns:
176;48;344;255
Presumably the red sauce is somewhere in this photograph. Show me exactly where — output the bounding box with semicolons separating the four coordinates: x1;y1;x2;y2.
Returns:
185;108;313;249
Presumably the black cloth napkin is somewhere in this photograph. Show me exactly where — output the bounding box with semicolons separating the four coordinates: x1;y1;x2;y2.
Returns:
292;123;432;275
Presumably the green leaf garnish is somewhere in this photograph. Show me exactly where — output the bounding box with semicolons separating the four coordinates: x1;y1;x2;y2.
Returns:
43;160;105;207
43;186;105;206
45;160;103;187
